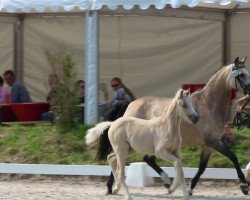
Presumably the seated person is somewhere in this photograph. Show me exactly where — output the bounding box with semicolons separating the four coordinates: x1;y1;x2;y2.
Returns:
75;80;85;104
104;77;136;121
3;70;31;103
41;74;60;121
0;76;10;104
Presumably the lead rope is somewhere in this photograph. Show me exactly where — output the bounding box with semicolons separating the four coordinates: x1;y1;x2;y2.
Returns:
233;96;250;130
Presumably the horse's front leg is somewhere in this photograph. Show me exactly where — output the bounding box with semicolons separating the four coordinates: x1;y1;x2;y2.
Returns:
143;155;171;188
189;146;212;196
207;138;249;195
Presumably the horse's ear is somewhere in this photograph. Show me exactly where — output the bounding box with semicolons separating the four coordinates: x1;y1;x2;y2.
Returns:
179;89;184;98
185;88;191;95
241;56;247;64
235;57;240;68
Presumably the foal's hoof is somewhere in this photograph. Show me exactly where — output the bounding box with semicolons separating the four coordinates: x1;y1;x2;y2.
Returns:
168;187;175;195
112;185;120;194
240;183;249;195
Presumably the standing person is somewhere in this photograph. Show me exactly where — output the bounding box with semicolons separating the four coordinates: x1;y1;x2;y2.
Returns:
3;70;31;103
104;77;136;121
246;162;250;184
235;96;250;186
0;76;10;104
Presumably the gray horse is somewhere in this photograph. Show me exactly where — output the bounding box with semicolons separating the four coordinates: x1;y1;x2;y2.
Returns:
96;57;250;196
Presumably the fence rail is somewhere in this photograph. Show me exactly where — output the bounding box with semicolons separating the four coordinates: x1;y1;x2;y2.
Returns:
0;163;246;180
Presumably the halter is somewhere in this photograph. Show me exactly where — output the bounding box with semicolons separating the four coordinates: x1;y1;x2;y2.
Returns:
232;65;249;94
231;64;250;130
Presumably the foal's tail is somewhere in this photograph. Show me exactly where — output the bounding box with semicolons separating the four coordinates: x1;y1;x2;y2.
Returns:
85;122;113;161
85;121;112;145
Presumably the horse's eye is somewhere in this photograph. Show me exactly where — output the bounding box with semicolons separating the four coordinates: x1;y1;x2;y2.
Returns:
182;103;187;108
239;74;245;78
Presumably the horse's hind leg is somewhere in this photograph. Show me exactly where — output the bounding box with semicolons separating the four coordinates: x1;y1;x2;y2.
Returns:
189;146;212;196
143;155;171;188
106;172;114;195
208;139;249;195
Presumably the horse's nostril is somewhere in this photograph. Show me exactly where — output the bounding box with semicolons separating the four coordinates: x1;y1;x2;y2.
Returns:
196;115;200;122
192;115;199;124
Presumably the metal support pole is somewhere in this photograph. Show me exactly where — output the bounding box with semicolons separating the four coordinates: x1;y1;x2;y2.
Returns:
84;10;99;125
14;14;25;82
223;11;231;64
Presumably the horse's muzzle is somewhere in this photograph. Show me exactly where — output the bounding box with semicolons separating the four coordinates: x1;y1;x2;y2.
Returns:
244;84;250;94
190;114;199;124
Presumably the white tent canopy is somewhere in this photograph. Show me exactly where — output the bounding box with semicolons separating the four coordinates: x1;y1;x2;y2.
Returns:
0;0;249;12
0;0;250;124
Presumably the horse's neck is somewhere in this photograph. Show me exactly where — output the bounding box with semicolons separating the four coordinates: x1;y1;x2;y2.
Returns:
200;67;232;117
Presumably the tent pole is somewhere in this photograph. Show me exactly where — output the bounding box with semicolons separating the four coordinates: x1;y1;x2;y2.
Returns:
223;11;231;64
84;10;99;125
14;14;25;82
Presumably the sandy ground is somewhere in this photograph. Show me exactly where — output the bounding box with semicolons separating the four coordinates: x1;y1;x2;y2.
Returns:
0;175;248;200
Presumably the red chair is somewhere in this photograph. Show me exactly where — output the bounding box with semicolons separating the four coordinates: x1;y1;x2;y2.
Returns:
182;84;206;93
182;84;237;101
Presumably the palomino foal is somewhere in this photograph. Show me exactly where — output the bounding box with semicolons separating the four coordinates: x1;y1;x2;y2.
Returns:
86;89;199;200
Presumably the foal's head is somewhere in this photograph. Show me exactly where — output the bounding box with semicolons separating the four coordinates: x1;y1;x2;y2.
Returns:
175;89;199;124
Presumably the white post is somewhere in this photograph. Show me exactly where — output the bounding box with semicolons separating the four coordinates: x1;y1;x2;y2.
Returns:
84;10;99;125
125;162;155;187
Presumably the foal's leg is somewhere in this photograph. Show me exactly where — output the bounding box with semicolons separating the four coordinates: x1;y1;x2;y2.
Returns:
155;150;189;200
207;139;249;195
116;150;131;200
143;155;171;188
172;150;189;199
189;146;212;196
107;153;119;194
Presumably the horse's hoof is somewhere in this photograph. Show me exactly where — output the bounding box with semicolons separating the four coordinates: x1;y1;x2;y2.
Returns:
188;188;193;196
161;172;171;188
106;190;113;195
240;183;249;195
164;183;171;189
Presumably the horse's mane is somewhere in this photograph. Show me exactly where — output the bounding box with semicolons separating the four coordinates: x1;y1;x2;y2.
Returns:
192;63;234;96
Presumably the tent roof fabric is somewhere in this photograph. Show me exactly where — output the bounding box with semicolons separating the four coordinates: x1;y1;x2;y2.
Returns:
0;0;249;13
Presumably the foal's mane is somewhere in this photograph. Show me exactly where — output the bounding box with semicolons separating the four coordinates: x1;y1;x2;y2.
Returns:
163;89;182;114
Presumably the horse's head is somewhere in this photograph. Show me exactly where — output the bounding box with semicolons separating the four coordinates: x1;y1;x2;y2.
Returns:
228;57;250;94
176;89;199;124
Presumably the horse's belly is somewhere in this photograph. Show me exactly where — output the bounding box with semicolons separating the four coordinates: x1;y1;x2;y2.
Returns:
128;140;155;155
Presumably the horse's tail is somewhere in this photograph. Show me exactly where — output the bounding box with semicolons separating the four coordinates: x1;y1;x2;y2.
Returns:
95;127;113;161
85;121;112;145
